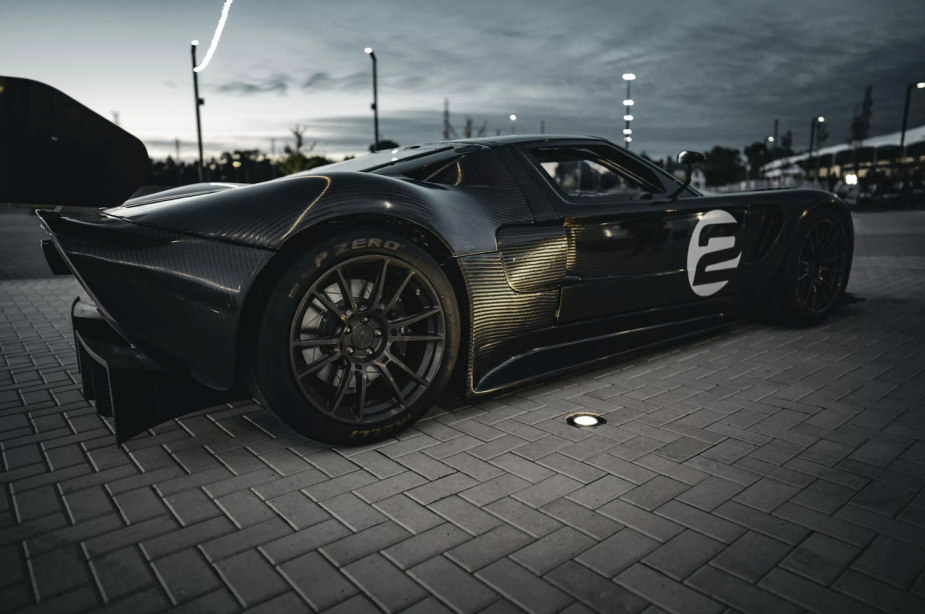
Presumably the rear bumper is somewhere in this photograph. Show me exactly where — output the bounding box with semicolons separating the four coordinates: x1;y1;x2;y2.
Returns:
72;297;246;443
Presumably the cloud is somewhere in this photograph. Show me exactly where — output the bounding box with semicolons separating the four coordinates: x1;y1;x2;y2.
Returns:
214;74;291;95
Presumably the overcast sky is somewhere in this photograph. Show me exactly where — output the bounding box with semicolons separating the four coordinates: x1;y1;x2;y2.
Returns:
3;0;924;160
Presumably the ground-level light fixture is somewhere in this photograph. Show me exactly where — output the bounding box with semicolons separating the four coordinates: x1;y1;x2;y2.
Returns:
566;413;607;428
624;114;633;121
622;73;636;81
623;99;634;106
845;173;858;185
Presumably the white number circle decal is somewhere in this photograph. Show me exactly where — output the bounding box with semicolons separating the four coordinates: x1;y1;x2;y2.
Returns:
687;209;741;297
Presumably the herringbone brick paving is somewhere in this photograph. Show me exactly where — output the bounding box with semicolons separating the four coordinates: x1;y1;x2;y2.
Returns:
2;211;925;613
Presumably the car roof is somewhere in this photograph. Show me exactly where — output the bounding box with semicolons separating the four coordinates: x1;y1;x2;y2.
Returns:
448;134;608;146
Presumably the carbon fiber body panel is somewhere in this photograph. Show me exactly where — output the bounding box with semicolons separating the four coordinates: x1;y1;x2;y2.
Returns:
37;209;272;390
105;147;535;257
497;225;567;292
457;252;560;392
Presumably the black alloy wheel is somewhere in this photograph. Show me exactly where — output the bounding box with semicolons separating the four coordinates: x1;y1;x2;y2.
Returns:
289;255;445;424
795;219;848;315
247;228;459;445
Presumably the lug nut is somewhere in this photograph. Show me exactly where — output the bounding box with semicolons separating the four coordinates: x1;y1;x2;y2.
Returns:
360;316;369;324
346;347;354;355
365;348;373;356
373;329;382;337
415;289;421;296
344;326;351;334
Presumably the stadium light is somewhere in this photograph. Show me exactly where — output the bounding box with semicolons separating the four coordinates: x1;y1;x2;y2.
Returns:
623;114;633;121
623;99;634;106
768;136;775;142
622;73;636;81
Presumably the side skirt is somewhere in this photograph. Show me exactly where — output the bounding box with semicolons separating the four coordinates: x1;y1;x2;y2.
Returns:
473;313;739;394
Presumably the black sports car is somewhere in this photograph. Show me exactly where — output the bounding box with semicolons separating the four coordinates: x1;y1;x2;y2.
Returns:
1;77;855;445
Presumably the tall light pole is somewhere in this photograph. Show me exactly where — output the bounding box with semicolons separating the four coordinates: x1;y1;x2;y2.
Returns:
191;40;205;182
900;82;925;171
808;116;824;182
365;48;379;150
510;114;517;135
622;73;635;149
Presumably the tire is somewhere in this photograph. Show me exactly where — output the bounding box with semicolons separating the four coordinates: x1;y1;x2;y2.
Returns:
246;227;460;445
768;208;850;327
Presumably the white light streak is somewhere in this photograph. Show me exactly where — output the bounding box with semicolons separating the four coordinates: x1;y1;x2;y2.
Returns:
194;0;234;73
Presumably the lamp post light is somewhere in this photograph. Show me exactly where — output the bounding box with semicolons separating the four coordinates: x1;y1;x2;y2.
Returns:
191;40;205;182
768;136;775;143
622;73;635;149
900;82;925;171
365;48;379;150
510;114;517;135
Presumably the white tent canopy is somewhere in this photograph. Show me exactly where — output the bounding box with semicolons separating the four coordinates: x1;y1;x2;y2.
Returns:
761;122;925;174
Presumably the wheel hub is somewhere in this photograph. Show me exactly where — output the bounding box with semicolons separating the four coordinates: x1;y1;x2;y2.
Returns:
351;325;375;349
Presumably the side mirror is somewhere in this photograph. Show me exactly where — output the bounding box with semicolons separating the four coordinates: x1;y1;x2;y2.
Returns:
677;150;706;165
670;150;706;200
0;76;150;207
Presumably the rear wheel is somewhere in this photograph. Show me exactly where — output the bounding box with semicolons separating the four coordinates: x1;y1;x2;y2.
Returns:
247;228;460;445
770;208;850;326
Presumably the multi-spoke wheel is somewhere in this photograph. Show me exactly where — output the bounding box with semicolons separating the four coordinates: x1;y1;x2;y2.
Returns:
795;219;848;315
247;229;459;445
290;256;445;424
767;208;851;326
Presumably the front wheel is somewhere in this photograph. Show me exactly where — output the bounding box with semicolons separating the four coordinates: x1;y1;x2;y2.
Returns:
246;228;460;445
770;208;850;326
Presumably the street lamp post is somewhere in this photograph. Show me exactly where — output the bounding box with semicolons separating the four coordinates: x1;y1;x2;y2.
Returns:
365;48;379;150
191;41;205;182
622;73;635;149
900;82;925;171
510;114;517;135
808;116;824;183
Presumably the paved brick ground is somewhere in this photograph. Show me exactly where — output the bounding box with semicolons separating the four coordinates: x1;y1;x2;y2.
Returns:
3;211;925;614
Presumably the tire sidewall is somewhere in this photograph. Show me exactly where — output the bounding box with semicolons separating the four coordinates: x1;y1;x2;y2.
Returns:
251;228;460;445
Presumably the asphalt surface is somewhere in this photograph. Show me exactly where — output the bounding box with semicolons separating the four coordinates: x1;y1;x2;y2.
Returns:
2;209;925;614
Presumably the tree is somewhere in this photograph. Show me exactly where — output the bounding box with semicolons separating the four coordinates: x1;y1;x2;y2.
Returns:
370;139;400;153
279;125;330;174
701;146;746;186
743;141;771;179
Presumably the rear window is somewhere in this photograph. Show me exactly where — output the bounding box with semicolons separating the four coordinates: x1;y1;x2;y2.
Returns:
296;145;452;175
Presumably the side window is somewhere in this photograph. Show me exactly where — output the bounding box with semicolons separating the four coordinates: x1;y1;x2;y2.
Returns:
529;145;664;201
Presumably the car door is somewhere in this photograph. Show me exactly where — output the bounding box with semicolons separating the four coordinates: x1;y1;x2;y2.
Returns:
510;139;747;326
